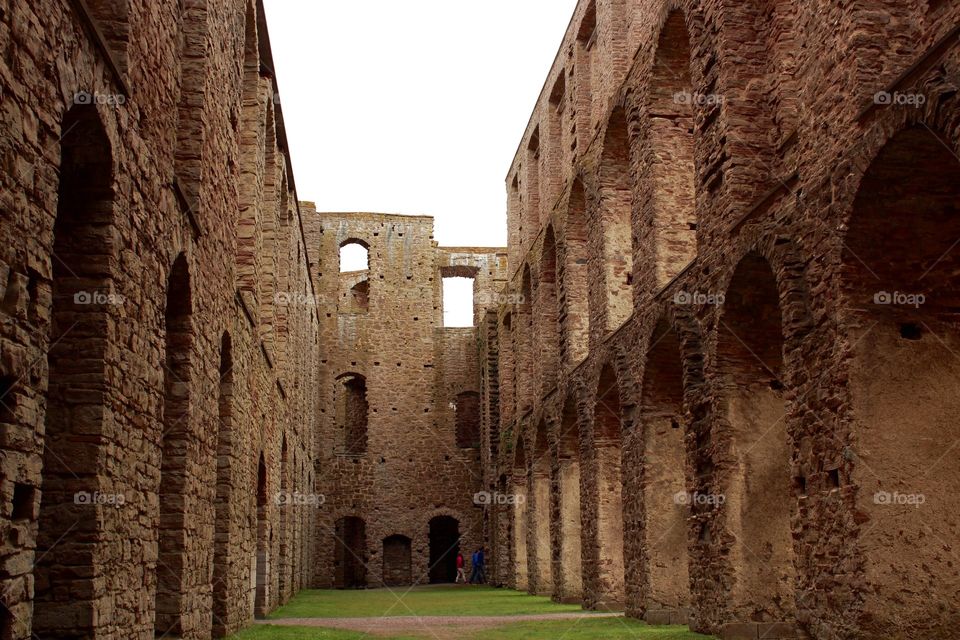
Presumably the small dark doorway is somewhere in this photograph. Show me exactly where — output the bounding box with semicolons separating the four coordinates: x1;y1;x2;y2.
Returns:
334;516;367;588
382;535;412;586
429;516;460;584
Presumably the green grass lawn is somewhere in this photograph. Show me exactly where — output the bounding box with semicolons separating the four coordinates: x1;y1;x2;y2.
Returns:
266;585;585;618
477;618;710;639
233;619;710;640
227;586;717;639
230;626;421;640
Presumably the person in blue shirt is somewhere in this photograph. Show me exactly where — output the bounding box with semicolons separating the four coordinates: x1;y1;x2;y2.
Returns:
476;546;486;584
469;548;481;584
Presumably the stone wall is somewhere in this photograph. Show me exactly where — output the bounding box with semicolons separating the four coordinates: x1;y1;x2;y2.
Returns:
0;0;319;637
484;1;960;639
303;209;505;589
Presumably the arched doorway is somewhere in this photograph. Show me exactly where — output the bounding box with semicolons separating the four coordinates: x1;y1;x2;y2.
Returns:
532;420;553;594
639;318;691;622
718;253;795;623
558;395;583;602
254;453;271;616
382;535;412;586
512;437;529;590
842;126;960;637
428;516;460;584
334;516;367;589
592;364;625;609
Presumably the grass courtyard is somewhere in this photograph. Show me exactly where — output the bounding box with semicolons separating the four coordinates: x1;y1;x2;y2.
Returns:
228;585;715;640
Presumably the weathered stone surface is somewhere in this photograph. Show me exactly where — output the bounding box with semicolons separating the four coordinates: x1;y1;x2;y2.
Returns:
483;1;960;639
1;1;318;637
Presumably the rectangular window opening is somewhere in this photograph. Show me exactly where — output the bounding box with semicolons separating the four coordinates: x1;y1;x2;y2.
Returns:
442;277;475;328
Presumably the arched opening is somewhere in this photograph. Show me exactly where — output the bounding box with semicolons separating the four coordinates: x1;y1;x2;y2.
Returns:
538;228;560;391
155;253;193;636
646;10;697;288
532;419;553;594
254;453;271;615
428;516;460;584
593;364;625;609
34;104;115;638
561;180;591;366
495;473;511;586
512;437;529;591
639;318;690;620
339;240;369;272
211;332;234;637
334;516;367;588
278;437;291;601
382;535;412;586
718;253;795;623
517;267;534;414
598;108;634;331
499;313;515;427
336;374;368;456
525;130;542;244
842;126;960;637
455;391;481;448
558;396;583;602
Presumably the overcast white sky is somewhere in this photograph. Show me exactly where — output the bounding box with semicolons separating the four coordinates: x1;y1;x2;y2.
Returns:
263;0;578;250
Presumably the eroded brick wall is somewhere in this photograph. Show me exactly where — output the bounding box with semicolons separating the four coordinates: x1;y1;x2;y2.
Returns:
0;0;319;637
483;1;960;639
304;210;505;589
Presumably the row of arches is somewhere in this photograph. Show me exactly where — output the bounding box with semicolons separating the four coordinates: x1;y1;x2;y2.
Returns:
500;121;960;636
503;1;811;432
21;0;319;634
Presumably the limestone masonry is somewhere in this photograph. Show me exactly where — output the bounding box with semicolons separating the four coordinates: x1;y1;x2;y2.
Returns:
0;0;958;639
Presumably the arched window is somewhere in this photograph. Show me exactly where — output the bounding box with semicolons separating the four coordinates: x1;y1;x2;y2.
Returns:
644;10;697;289
599;108;634;330
339;240;369;272
561;181;590;365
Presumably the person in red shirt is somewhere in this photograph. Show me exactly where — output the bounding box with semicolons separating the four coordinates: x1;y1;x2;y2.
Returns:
455;552;466;583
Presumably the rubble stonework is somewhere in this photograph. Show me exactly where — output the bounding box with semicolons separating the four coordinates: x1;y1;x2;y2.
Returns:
0;0;319;637
301;209;506;589
2;0;959;639
483;1;960;639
